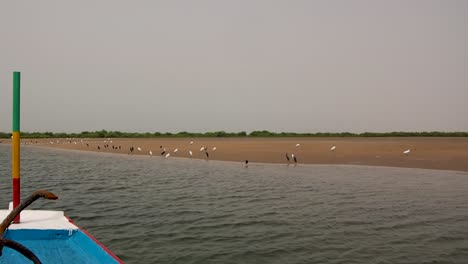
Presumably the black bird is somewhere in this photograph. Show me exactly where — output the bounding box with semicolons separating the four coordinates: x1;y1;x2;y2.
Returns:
245;160;249;167
97;146;100;150
161;151;166;156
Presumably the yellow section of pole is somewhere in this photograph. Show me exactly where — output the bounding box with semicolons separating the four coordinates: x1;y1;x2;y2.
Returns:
12;131;20;179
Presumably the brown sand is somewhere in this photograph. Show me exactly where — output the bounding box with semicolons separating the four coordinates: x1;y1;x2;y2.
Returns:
4;137;468;172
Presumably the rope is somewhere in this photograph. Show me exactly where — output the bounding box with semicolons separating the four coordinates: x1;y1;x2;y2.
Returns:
1;239;42;264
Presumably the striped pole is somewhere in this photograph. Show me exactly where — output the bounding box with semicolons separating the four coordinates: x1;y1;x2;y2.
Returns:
12;71;21;223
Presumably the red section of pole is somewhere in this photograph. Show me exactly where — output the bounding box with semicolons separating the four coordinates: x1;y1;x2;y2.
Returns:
12;178;20;222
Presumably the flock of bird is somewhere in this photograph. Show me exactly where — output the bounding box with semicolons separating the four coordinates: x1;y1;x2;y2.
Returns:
82;139;219;161
20;138;413;166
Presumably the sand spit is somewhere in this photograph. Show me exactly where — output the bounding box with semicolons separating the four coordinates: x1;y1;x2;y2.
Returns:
3;137;468;172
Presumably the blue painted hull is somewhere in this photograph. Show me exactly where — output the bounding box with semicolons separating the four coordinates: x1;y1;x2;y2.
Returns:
1;229;121;263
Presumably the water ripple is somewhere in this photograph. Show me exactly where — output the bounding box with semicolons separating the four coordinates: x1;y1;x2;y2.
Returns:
1;145;468;263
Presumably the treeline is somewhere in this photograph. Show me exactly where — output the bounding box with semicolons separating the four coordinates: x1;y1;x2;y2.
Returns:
1;130;468;138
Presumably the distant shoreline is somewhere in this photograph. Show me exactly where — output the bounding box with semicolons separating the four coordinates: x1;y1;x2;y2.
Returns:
2;137;468;172
1;131;468;139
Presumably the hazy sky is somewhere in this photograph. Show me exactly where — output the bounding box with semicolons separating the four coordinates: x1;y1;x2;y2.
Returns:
1;0;467;133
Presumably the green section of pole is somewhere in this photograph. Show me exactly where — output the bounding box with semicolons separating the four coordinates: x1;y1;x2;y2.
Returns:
13;72;20;132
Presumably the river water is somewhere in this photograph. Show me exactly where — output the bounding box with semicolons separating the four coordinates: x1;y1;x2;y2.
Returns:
1;145;468;263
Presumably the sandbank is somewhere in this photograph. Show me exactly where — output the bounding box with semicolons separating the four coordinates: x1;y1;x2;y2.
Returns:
3;137;468;172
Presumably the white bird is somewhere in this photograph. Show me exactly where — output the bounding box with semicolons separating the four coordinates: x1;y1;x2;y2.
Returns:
165;153;171;158
403;149;411;155
149;150;153;156
200;147;205;151
292;153;298;163
296;144;301;147
212;147;217;151
137;147;142;151
174;148;178;153
190;141;194;145
189;150;193;156
330;146;336;151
